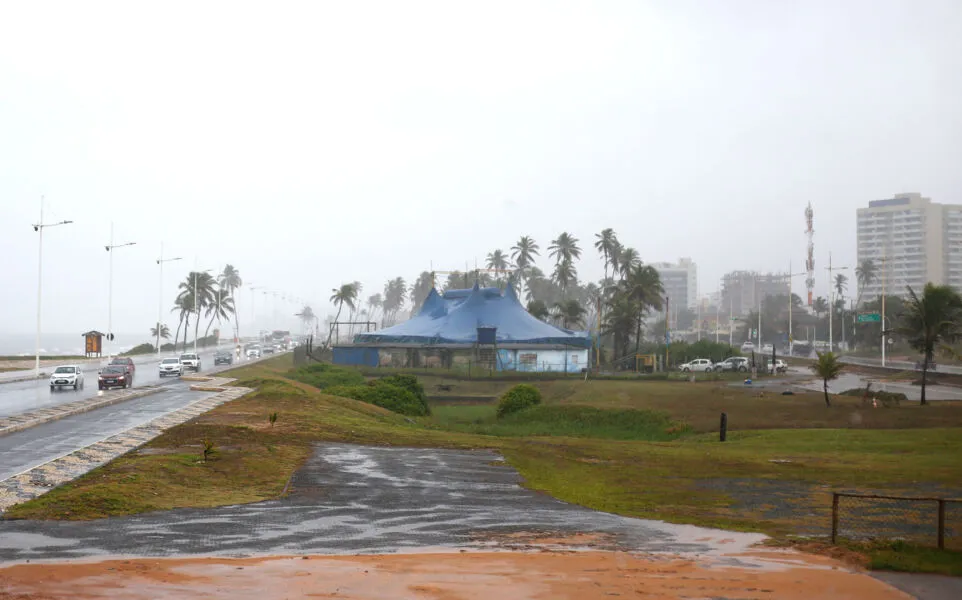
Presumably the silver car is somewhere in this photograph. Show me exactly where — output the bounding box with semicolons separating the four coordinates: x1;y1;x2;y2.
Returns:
50;365;84;390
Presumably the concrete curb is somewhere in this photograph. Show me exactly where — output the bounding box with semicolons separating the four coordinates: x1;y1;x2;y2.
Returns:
0;387;164;437
0;380;252;512
0;373;46;385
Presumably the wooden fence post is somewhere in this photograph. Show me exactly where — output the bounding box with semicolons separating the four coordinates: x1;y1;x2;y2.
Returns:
938;499;946;550
719;412;727;442
832;493;840;544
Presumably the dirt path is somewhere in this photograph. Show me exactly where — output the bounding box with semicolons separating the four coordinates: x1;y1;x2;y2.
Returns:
0;548;912;600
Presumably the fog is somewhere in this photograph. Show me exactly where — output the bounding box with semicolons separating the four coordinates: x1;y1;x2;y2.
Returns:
1;0;960;341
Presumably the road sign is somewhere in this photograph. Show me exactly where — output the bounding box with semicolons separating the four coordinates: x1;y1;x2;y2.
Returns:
857;312;881;323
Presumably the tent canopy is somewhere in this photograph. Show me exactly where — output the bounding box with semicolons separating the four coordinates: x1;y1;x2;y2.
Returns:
354;283;591;348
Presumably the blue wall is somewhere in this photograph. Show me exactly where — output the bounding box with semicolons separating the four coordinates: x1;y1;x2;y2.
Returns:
332;347;379;367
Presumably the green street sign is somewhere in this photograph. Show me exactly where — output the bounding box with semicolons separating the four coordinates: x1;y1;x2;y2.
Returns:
857;312;881;323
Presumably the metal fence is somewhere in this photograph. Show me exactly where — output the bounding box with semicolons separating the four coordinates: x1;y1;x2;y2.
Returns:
832;492;962;550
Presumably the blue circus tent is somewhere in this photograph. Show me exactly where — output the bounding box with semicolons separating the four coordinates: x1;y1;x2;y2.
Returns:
353;282;591;348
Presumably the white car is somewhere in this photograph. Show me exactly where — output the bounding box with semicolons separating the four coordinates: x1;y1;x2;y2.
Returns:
761;344;774;355
159;357;183;377
179;353;201;371
246;347;261;359
679;358;714;373
50;365;84;391
740;341;755;353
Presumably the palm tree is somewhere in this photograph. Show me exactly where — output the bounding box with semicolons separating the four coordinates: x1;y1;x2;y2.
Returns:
510;236;540;295
813;296;828;318
834;273;848;300
382;277;407;324
594;228;618;283
526;299;550;321
204;288;236;340
603;294;638;361
219;264;242;338
328;283;359;345
550;260;578;298
150;323;171;350
552;299;586;329
548;232;582;265
809;351;843;407
296;305;316;334
855;259;877;307
486;249;511;285
177;272;217;349
366;294;383;325
621;264;664;352
897;284;962;405
171;295;191;351
617;247;640;280
409;271;435;312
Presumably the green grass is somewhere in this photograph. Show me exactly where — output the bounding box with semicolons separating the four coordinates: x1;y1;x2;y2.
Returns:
428;404;689;441
862;541;962;577
8;356;962;576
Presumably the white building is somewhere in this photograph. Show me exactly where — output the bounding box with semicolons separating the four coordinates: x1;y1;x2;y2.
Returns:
856;193;962;300
653;258;697;310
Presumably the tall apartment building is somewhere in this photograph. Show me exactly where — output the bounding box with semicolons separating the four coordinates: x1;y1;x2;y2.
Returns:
720;271;790;316
653;258;697;310
856;193;962;300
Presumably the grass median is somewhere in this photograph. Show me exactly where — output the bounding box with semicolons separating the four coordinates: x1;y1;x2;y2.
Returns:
6;356;962;574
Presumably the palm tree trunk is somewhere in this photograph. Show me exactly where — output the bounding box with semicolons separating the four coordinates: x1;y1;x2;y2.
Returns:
194;311;201;348
205;313;216;340
824;379;831;407
183;314;190;350
326;304;343;346
921;356;929;406
173;315;183;353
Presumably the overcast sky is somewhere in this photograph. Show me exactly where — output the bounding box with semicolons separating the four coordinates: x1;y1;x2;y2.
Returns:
2;0;960;338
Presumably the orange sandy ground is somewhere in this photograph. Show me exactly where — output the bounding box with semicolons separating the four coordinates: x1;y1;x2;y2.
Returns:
0;548;911;600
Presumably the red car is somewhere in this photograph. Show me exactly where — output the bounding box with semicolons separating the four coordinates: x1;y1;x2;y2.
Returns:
109;357;136;378
98;365;131;390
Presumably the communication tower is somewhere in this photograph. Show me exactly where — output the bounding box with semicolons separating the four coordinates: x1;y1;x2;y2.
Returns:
804;203;815;307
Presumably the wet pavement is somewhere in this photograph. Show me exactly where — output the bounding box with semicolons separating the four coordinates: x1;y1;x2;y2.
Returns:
0;348;243;418
795;373;962;401
0;443;765;561
0;382;206;480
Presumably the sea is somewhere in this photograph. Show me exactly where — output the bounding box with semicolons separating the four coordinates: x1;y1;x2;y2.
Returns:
0;333;153;357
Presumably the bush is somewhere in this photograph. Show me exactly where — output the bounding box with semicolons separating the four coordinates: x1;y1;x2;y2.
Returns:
122;343;155;356
287;363;365;390
496;384;542;418
378;374;427;404
840;388;907;405
326;380;430;417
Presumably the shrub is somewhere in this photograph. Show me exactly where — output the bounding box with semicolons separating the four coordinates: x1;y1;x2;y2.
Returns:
378;374;427;404
287;363;365;390
326;379;430;417
840;388;907;406
122;343;155;356
496;384;542;418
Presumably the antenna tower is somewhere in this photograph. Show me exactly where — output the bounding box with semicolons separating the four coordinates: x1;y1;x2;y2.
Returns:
804;203;815;306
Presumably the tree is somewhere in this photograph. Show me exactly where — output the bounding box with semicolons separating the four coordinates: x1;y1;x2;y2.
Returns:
594;228;618;283
219;264;243;338
204;288;235;340
409;271;434;313
603;294;637;360
617;247;640;280
296;305;316;334
365;294;383;325
171;295;190;351
328;282;359;345
834;273;848;300
486;249;512;284
897;284;962;405
382;277;407;324
526;299;550;321
809;351;843;407
621;264;664;352
552;299;586;329
177;272;216;349
550;259;578;298
548;232;582;265
855;259;877;307
510;236;540;295
812;296;828;318
150;323;171;341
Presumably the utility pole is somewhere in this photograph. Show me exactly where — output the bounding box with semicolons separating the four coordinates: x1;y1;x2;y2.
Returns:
105;223;136;359
881;254;887;367
825;252;849;353
715;287;720;343
32;197;73;377
156;243;182;354
664;295;670;369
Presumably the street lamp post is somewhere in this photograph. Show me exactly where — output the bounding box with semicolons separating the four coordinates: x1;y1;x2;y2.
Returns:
156;243;182;354
826;252;849;353
105;222;137;359
32;197;73;378
782;262;807;357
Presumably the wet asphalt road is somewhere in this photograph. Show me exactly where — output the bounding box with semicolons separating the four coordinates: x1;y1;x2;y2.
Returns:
0;348;244;418
0;381;211;481
0;444;761;561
